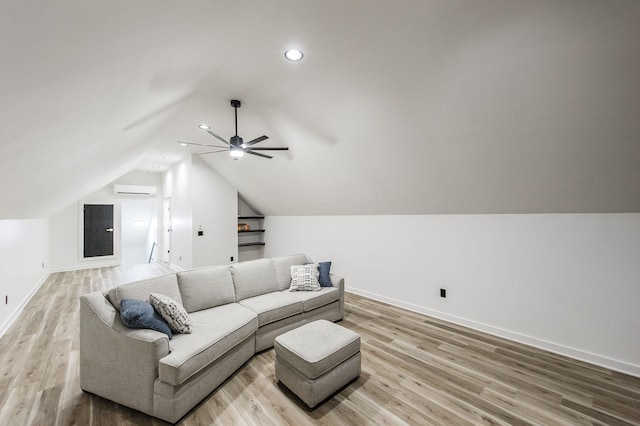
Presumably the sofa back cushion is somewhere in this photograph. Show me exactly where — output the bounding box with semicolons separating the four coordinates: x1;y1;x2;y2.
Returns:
231;258;280;301
177;265;235;313
272;254;309;290
106;273;182;311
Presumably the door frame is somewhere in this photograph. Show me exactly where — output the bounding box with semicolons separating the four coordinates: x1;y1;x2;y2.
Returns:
162;197;172;264
79;201;120;263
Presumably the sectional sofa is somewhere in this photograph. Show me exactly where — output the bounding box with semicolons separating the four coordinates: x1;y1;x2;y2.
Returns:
79;254;344;423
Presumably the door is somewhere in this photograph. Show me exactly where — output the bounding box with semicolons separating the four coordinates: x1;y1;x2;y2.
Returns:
84;204;114;258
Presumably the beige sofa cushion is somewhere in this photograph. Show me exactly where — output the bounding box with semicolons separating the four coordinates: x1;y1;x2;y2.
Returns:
238;292;303;327
177;265;235;313
272;254;309;290
284;287;339;312
106;274;182;311
158;303;258;386
231;258;280;301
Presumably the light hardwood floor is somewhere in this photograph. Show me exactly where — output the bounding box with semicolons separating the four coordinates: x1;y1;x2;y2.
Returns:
0;263;638;425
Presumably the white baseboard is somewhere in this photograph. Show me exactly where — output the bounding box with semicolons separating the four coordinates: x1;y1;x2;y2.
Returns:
0;272;50;338
347;286;640;378
51;261;179;274
49;261;120;273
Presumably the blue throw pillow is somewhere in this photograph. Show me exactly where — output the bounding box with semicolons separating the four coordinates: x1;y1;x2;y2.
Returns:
317;261;333;287
120;299;172;339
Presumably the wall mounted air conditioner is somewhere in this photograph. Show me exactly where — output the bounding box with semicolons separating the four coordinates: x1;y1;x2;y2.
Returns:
113;184;157;196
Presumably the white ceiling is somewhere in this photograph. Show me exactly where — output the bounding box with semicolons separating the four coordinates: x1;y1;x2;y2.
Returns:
1;0;639;219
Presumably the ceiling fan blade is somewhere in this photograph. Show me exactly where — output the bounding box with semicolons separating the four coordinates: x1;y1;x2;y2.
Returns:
242;135;269;147
247;147;289;151
206;130;232;146
178;141;228;149
198;149;229;155
245;150;272;159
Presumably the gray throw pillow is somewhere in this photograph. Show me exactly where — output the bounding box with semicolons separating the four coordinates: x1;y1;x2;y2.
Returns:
318;261;333;287
305;261;333;287
120;299;172;339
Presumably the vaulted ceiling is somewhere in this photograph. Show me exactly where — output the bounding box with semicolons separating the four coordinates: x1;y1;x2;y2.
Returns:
1;0;639;219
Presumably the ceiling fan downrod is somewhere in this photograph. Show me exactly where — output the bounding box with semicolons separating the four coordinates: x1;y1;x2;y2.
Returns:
231;99;241;138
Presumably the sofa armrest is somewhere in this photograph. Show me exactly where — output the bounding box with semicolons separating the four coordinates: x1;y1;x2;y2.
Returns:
80;291;170;416
329;273;345;320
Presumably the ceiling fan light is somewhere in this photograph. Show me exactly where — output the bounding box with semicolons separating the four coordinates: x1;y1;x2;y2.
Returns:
198;124;210;130
230;148;244;158
284;49;304;61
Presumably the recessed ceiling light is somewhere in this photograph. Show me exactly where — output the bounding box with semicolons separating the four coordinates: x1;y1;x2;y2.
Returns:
199;124;211;130
162;156;174;160
284;49;304;61
178;142;188;147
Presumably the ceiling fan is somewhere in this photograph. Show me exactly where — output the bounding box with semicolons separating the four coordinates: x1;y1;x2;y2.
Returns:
178;99;288;160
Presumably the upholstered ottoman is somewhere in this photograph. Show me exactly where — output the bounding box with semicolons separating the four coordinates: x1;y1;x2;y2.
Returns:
274;319;361;408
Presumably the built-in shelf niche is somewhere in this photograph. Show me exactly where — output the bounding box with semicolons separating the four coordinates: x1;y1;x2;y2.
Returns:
237;215;265;249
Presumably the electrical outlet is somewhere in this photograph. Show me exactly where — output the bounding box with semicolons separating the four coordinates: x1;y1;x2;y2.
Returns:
230;256;234;262
440;288;447;298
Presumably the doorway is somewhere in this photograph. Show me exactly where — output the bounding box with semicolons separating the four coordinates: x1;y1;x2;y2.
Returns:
121;200;158;266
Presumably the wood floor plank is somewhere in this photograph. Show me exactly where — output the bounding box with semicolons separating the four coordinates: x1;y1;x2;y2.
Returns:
561;397;637;426
399;377;510;426
0;381;39;425
1;263;639;425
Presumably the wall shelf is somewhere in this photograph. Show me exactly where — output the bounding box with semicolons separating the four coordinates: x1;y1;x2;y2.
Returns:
238;242;266;247
238;215;265;248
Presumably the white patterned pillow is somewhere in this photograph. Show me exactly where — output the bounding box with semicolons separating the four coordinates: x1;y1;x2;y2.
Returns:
149;293;192;334
289;264;321;292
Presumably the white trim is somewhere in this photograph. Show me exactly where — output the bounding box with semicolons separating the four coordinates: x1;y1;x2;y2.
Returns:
0;272;49;338
347;286;640;379
50;260;179;274
162;197;172;264
49;260;120;274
